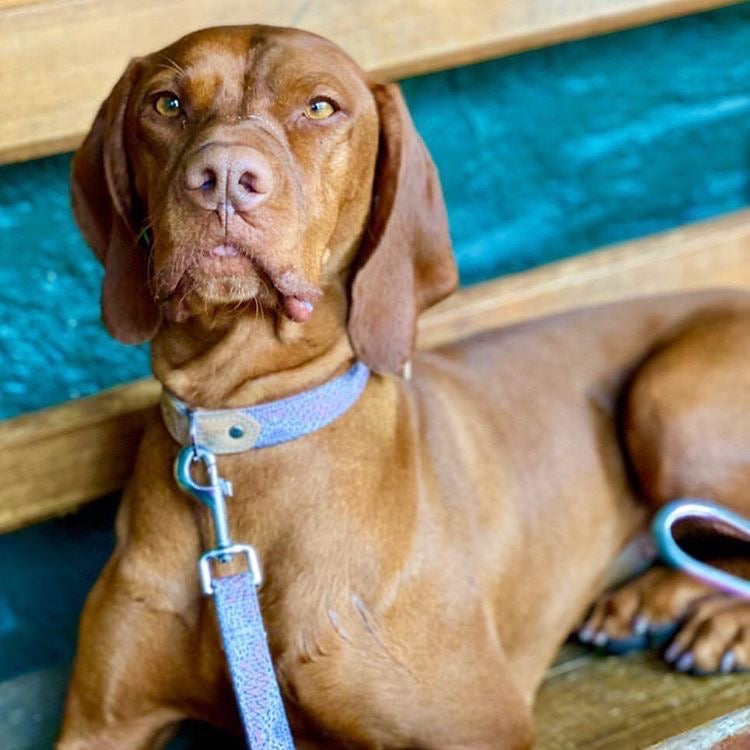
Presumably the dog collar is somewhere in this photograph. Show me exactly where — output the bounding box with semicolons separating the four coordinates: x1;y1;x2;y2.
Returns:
161;361;370;454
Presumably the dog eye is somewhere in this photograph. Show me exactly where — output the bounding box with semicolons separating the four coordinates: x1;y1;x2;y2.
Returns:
153;93;182;118
303;97;337;120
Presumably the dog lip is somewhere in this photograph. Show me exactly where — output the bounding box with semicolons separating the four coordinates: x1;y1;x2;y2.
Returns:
154;243;323;321
272;269;322;303
282;295;315;322
194;252;254;275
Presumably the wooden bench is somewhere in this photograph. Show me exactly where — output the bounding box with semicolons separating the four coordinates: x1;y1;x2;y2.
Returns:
2;1;749;747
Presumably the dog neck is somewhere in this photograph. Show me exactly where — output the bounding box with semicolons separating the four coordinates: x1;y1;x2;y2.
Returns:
151;281;356;409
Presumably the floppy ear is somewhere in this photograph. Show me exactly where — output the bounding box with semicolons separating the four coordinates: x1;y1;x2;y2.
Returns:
347;83;458;374
71;60;161;344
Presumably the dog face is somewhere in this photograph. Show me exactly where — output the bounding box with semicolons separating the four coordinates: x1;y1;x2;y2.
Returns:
123;27;380;326
72;25;458;373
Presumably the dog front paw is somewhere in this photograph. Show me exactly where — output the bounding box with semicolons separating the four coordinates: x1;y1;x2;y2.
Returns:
577;565;714;655
661;596;750;674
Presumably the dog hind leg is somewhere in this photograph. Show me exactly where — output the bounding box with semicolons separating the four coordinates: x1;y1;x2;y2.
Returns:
580;308;750;673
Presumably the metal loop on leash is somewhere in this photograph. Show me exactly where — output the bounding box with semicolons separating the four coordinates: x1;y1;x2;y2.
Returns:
200;544;262;596
652;499;750;600
174;444;263;595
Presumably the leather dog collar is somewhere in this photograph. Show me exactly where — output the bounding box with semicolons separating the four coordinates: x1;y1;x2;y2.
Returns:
161;361;370;454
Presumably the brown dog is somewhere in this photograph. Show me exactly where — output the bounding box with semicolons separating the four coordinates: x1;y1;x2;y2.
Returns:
59;25;750;750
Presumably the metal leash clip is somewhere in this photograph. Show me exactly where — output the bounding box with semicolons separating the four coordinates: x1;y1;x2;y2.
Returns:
174;444;262;595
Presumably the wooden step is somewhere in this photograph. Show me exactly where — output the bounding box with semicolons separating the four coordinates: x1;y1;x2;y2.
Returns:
535;647;750;749
648;708;750;749
2;647;746;749
0;0;739;163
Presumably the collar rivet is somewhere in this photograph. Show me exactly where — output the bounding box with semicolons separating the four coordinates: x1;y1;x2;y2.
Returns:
229;425;245;439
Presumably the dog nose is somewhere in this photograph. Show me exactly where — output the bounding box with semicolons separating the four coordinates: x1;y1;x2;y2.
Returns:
184;144;273;214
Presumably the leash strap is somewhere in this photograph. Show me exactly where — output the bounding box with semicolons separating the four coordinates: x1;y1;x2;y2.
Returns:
213;573;295;749
174;445;296;750
652;499;750;599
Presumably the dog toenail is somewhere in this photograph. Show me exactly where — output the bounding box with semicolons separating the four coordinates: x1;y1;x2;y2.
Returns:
664;642;681;663
720;651;736;674
593;631;608;647
633;616;649;635
676;653;694;672
578;626;594;643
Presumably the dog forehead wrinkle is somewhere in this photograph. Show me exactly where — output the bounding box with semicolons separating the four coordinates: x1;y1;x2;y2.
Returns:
246;32;362;99
241;38;274;115
235;29;327;115
183;69;231;113
184;51;249;115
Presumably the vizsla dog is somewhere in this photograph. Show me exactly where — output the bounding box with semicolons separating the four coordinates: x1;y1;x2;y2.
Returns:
60;25;750;750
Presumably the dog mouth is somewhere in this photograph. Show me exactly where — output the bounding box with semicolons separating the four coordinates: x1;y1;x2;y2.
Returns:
157;243;319;324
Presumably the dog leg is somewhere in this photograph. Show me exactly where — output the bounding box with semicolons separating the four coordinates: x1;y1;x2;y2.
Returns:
57;551;219;750
580;308;750;673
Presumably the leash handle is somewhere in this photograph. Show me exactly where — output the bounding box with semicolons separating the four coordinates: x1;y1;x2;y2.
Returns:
652;499;750;599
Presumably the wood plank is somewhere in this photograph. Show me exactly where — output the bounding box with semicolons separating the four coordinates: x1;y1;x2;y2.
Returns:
648;708;750;749
0;379;160;532
417;206;750;349
1;208;749;532
534;650;750;749
0;0;739;163
1;653;746;749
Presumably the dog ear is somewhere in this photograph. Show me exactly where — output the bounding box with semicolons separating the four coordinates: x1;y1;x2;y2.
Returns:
71;60;161;344
348;83;458;374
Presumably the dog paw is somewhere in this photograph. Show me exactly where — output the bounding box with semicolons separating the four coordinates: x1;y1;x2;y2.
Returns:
661;596;750;675
578;566;714;654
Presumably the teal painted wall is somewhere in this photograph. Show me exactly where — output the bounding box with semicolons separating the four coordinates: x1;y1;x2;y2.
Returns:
1;7;750;733
2;2;750;419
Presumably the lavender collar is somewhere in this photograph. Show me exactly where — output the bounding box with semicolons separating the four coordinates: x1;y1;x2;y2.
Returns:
161;361;370;454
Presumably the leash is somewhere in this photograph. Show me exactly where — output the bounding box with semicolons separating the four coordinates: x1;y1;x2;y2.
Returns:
167;362;370;748
652;499;750;599
175;444;296;749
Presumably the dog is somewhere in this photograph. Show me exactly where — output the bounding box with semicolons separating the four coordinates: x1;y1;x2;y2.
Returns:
59;25;750;750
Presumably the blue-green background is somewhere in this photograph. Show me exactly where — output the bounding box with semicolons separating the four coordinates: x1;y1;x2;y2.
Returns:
1;4;750;747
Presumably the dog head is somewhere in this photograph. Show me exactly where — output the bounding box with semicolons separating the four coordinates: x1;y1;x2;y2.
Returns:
71;25;457;373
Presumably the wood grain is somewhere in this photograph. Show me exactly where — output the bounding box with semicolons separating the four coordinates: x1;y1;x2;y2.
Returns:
0;648;746;748
648;708;750;749
417;206;750;349
0;379;160;532
535;650;750;749
0;0;740;163
1;207;749;532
